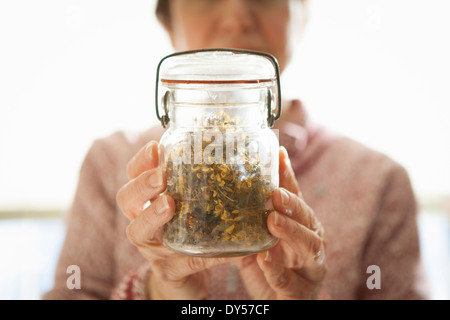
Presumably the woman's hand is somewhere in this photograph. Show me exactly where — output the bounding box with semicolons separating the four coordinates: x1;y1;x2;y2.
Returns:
116;141;229;300
234;147;326;300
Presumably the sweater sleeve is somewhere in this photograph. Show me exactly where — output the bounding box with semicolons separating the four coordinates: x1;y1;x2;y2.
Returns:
357;164;430;299
42;140;119;299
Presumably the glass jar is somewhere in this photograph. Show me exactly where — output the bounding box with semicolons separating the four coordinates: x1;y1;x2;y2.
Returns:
155;49;282;257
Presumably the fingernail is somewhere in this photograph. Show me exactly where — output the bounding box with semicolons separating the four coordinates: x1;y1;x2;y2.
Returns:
146;141;161;165
281;146;291;167
146;141;155;159
264;198;273;211
264;250;272;263
274;211;286;227
149;170;163;187
155;196;169;215
279;189;289;207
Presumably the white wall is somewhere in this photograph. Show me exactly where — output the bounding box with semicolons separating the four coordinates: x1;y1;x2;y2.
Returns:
1;0;449;209
284;0;450;200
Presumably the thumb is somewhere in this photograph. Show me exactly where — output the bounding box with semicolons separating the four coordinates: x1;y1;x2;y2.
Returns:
152;255;231;282
279;146;301;196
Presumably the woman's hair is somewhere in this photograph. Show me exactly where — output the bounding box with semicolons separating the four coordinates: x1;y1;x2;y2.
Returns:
155;0;308;27
155;0;170;27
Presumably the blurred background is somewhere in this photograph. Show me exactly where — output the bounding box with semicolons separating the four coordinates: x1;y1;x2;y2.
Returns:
0;0;449;299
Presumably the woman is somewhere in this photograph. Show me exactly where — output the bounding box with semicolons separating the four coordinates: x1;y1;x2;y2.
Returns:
43;0;429;299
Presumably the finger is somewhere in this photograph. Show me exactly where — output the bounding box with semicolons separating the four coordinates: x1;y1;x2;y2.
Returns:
116;167;166;219
233;252;279;299
267;211;323;265
256;249;295;298
256;249;322;299
279;146;301;196
127;140;160;180
271;188;319;232
151;255;231;283
126;194;175;248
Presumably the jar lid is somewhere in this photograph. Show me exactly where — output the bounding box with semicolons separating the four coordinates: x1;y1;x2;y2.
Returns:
158;49;277;87
155;49;282;128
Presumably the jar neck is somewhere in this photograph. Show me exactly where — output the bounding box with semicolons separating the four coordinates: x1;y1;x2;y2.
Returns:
167;88;270;128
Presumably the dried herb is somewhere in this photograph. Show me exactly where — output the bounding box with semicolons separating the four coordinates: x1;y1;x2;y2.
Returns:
162;112;276;257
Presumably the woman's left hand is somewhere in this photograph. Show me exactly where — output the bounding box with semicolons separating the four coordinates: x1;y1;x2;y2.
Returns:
233;147;326;300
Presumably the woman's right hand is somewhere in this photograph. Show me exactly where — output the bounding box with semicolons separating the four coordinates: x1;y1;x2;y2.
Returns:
116;141;229;300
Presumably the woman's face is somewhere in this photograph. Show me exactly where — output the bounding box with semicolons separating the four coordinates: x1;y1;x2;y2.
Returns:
163;0;306;73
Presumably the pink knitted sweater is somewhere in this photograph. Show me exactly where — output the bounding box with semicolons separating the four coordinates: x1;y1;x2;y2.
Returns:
43;101;429;300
